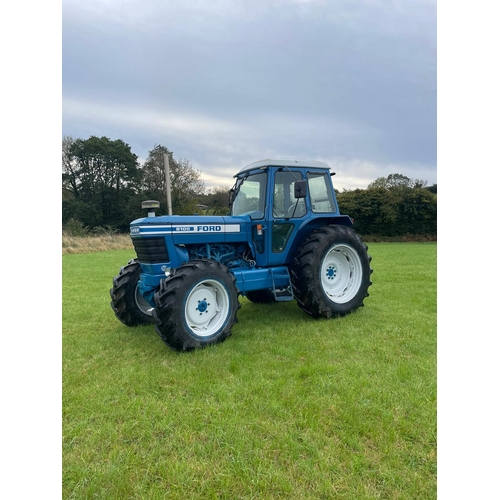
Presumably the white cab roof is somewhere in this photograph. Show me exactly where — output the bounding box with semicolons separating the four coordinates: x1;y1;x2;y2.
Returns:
237;158;331;175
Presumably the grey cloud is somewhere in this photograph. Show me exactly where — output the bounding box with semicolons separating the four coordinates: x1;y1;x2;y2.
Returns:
63;0;436;188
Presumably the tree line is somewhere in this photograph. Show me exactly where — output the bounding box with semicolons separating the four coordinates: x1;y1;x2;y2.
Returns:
337;174;437;238
62;136;436;238
62;136;208;233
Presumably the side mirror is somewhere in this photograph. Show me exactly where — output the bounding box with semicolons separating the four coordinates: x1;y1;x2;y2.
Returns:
228;188;235;205
294;180;307;199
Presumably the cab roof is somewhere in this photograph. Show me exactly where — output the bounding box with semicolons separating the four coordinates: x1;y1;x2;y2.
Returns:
236;158;331;176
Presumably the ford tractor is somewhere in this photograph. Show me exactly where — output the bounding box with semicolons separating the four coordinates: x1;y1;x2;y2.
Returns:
110;159;372;351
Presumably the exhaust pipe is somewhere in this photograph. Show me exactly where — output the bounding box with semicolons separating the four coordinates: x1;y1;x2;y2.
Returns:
164;153;173;215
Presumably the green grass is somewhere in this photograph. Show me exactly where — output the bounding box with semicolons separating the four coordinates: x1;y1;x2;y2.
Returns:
63;243;436;499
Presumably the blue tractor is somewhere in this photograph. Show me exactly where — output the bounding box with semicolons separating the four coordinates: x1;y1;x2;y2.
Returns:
110;159;372;351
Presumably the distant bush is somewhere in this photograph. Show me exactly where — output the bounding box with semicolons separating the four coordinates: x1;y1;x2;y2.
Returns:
63;218;89;237
337;187;437;237
91;225;119;236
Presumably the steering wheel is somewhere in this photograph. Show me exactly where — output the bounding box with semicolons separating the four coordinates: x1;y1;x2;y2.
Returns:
273;205;285;218
285;200;306;218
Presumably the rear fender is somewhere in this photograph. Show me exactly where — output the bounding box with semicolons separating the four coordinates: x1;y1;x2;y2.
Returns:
277;215;354;265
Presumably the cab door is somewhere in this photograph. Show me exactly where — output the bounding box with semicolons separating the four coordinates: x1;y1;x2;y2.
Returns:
266;170;306;266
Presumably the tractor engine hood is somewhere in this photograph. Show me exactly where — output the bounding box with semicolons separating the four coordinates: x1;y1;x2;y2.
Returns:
129;214;251;245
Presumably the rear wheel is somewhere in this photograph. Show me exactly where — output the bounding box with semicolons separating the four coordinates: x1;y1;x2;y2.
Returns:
291;225;372;318
110;259;154;326
153;260;239;351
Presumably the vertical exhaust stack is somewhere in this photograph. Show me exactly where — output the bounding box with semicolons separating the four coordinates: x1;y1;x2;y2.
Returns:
164;153;173;216
141;200;160;217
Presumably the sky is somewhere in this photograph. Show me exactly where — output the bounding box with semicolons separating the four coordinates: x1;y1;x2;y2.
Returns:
62;0;437;191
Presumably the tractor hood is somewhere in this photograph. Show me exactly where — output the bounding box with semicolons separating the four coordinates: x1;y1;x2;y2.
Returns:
130;214;251;245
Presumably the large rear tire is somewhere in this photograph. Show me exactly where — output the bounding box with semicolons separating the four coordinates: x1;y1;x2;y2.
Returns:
152;260;239;351
110;259;154;326
291;225;372;318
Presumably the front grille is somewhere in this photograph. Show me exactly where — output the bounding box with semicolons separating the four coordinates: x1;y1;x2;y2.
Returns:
133;237;169;263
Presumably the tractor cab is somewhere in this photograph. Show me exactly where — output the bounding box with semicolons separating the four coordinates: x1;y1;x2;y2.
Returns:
229;159;351;267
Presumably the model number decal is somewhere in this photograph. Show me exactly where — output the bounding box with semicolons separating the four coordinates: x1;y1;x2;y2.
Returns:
174;225;222;232
173;225;239;233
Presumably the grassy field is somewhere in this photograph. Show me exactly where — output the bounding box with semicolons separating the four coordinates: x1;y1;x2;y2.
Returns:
62;242;436;499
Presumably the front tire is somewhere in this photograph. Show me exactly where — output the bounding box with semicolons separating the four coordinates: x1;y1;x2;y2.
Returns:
152;260;239;351
110;259;154;326
291;225;372;318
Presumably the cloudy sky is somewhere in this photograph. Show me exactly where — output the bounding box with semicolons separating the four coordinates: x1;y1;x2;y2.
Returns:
62;0;436;191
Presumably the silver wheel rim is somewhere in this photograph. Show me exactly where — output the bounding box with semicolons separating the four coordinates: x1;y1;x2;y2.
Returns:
185;279;230;338
135;286;154;316
320;243;363;304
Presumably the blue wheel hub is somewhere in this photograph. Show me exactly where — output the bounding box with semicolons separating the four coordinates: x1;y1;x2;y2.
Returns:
326;265;337;280
196;298;210;315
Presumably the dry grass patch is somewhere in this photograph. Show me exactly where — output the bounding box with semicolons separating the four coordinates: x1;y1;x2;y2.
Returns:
62;234;133;255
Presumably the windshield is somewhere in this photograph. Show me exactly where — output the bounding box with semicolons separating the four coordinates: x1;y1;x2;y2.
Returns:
231;172;267;219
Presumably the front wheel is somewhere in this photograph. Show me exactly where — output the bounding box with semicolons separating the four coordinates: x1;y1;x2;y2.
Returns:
291;225;372;318
110;259;154;326
152;260;240;351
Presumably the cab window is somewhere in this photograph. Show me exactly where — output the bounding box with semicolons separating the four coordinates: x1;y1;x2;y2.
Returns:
231;172;267;219
307;172;336;213
273;171;306;218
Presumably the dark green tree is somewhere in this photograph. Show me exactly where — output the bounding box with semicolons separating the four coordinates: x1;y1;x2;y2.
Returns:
139;144;205;215
338;188;398;235
62;136;140;230
368;173;428;190
338;185;436;237
200;186;231;215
